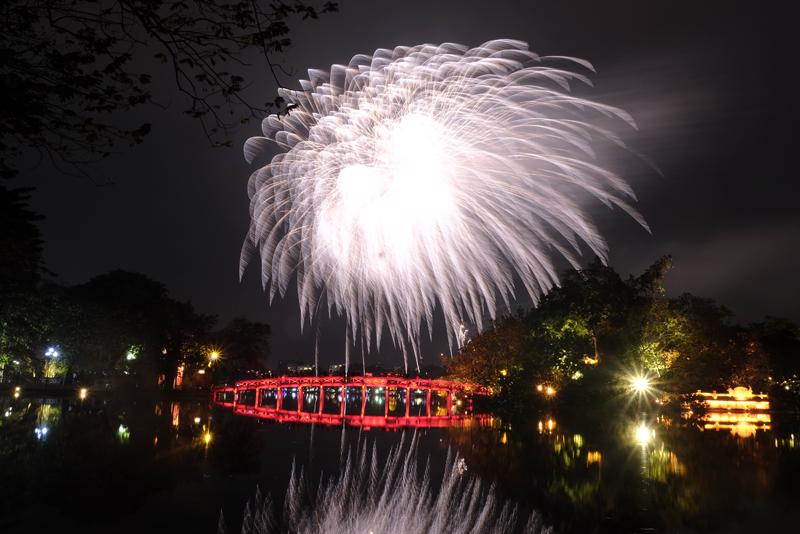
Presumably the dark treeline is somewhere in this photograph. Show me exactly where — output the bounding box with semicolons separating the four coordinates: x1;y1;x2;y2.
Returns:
1;2;340;389
445;256;800;411
0;184;270;390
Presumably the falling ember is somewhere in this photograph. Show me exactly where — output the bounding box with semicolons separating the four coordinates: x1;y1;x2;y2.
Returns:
242;39;647;371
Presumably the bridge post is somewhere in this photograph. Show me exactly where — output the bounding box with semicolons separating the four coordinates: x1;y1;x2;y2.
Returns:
277;387;282;411
319;383;325;415
360;385;366;417
446;390;452;416
340;385;345;417
426;388;432;417
405;388;410;417
385;386;389;417
297;385;303;414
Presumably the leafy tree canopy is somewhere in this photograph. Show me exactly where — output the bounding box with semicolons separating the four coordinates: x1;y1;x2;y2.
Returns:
0;0;337;179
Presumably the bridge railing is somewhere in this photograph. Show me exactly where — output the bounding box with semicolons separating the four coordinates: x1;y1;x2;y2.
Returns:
211;375;491;422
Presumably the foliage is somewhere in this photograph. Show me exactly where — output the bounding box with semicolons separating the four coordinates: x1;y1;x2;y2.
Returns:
212;317;271;380
0;185;49;379
445;316;525;390
444;255;800;408
0;0;337;178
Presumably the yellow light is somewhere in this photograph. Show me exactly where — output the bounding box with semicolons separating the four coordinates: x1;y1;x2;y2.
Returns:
635;424;654;446
203;431;212;445
79;388;88;400
546;418;556;431
545;386;556;397
197;369;206;375
193;416;201;424
210;351;220;361
501;431;508;445
632;376;650;394
536;384;543;392
499;369;507;377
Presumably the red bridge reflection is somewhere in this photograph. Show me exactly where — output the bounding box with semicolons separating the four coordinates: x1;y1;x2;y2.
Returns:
212;375;492;429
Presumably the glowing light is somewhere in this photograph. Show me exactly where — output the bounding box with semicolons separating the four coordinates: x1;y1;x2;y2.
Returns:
631;375;651;394
538;418;557;434
79;388;88;400
545;386;556;397
587;451;602;466
499;369;508;377
203;431;212;445
536;384;543;392
35;426;49;440
701;411;771;437
635;424;654;446
45;347;59;358
193;416;201;424
117;424;130;442
695;387;770;411
242;39;647;371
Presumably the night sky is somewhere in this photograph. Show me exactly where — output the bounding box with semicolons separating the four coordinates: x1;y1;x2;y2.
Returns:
15;1;796;368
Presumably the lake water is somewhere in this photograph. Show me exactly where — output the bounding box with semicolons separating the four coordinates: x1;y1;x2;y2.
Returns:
1;395;798;533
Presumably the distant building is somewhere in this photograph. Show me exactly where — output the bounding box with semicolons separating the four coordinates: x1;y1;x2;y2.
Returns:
327;362;405;376
328;363;345;375
277;360;315;376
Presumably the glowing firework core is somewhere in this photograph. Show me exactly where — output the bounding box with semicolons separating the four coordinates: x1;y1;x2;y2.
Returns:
242;40;647;370
324;113;457;275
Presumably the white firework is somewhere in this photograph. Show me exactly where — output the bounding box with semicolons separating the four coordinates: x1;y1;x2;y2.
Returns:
241;39;647;371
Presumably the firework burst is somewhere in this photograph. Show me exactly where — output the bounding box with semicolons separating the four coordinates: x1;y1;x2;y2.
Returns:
242;39;647;371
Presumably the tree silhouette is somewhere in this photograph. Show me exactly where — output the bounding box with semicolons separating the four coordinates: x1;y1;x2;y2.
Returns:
0;0;337;179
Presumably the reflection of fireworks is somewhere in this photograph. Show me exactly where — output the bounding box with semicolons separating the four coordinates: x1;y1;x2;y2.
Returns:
242;39;646;370
227;436;550;534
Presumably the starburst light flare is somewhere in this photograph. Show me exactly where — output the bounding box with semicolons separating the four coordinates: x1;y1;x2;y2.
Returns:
241;39;648;371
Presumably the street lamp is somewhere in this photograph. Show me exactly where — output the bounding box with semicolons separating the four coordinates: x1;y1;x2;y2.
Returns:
45;347;59;358
208;350;221;366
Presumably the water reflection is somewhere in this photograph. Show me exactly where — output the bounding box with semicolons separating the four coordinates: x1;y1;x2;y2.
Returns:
0;395;221;532
446;410;800;533
227;436;551;534
2;393;799;533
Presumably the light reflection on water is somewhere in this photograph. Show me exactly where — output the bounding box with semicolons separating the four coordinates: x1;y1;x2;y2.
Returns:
446;411;800;533
1;395;799;533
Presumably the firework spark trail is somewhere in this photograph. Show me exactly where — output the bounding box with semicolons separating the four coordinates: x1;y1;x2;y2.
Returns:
224;435;551;534
241;39;647;371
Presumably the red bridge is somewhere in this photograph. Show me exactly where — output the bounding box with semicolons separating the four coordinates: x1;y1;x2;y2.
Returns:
212;375;492;429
